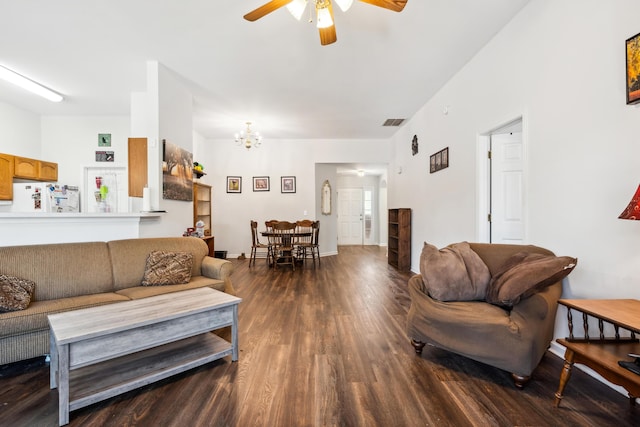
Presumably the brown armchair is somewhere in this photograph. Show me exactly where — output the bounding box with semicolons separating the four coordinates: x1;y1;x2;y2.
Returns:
406;243;564;388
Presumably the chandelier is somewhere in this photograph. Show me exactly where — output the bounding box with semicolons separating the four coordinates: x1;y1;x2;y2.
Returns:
234;122;263;150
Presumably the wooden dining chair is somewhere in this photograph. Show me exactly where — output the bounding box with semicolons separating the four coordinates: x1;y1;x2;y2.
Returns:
270;220;297;271
250;220;271;266
295;219;315;267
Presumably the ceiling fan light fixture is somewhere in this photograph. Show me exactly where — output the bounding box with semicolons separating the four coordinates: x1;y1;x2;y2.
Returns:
334;0;353;12
286;0;307;21
316;1;333;28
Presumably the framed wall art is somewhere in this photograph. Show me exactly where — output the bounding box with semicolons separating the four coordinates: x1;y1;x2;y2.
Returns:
227;176;242;193
281;176;296;193
253;176;270;192
429;147;449;174
162;139;193;201
626;31;640;105
98;133;111;147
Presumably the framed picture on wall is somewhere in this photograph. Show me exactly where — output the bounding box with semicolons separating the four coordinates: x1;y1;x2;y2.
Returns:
253;176;270;192
429;147;449;173
626;31;640;104
227;176;241;193
281;176;296;193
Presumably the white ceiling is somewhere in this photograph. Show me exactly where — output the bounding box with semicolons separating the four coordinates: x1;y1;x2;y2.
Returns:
0;0;529;140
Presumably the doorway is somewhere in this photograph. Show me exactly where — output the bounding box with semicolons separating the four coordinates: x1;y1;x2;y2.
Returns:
478;118;526;244
337;188;364;245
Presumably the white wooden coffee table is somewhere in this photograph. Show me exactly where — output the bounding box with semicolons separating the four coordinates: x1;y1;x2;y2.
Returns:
48;287;241;426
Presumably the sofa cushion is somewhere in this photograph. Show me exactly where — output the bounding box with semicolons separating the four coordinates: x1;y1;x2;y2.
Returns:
117;276;225;299
486;252;577;307
108;237;208;290
419;242;491;301
0;275;36;312
0;292;129;339
0;242;114;301
142;251;193;286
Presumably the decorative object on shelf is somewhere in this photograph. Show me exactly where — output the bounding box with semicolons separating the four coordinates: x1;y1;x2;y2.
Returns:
412;135;418;156
626;31;640;105
619;184;640;220
321;180;331;215
429;147;449;174
281;176;296;193
98;133;111;147
235;122;262;150
227;176;242;193
253;176;270;192
162;139;193;202
243;0;407;46
193;162;206;179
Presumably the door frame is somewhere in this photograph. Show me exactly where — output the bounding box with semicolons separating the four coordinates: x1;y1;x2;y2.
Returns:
477;115;528;243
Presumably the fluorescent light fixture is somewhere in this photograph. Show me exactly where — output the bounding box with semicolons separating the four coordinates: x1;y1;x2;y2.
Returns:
286;0;307;20
0;65;63;102
316;6;333;28
334;0;353;12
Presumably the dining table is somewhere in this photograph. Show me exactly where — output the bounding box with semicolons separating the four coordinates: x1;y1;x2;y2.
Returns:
261;230;312;267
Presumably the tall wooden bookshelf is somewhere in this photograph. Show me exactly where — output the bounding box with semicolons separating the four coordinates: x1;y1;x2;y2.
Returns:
388;208;411;271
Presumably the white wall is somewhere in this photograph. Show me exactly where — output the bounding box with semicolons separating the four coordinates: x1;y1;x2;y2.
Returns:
388;0;640;332
193;138;391;256
40;116;130;186
0;102;41;158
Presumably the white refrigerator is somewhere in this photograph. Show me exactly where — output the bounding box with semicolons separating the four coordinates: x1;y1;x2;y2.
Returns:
9;183;80;213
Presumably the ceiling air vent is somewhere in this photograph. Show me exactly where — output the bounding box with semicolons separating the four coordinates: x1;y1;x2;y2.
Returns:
383;118;405;127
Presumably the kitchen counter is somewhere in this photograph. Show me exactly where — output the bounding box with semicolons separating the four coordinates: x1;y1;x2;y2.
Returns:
0;212;164;247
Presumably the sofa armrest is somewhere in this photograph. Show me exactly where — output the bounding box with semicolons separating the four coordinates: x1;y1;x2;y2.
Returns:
510;281;562;322
201;256;236;296
201;256;233;280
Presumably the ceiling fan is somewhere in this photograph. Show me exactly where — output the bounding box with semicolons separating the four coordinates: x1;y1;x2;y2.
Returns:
243;0;408;46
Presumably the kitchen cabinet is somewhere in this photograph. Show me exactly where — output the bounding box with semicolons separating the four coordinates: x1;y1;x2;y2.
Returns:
128;137;148;197
0;153;14;200
13;156;58;182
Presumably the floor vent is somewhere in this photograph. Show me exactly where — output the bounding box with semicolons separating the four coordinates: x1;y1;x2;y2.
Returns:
383;118;405;127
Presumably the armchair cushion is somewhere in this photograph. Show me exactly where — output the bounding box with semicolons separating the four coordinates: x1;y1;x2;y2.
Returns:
486;252;577;307
419;242;491;301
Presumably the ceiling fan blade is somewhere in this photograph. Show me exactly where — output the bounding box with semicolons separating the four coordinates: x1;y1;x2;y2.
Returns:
358;0;407;13
318;2;337;46
244;0;294;21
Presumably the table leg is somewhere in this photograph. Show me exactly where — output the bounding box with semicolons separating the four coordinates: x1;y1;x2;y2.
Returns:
554;348;575;407
50;330;58;389
232;304;239;362
58;344;70;426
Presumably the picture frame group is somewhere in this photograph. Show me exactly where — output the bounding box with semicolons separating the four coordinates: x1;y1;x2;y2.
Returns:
430;147;449;174
227;175;297;193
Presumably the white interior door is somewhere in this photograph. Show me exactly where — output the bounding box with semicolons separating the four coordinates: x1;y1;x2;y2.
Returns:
338;188;363;245
490;131;524;243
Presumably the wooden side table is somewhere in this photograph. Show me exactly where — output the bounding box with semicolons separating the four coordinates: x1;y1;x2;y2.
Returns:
554;299;640;407
201;235;215;257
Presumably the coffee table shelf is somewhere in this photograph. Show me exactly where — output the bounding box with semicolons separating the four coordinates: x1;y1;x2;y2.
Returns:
68;333;231;411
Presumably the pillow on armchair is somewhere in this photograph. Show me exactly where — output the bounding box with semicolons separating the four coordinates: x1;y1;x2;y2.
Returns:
486;252;577;307
419;242;491;301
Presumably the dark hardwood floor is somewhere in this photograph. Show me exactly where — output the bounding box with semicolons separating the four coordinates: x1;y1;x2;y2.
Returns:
1;246;638;426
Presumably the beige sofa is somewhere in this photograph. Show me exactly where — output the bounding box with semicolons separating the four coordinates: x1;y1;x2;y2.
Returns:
0;237;235;366
406;243;565;388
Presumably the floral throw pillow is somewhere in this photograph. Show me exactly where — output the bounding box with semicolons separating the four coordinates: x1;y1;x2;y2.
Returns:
141;251;193;286
0;274;36;312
